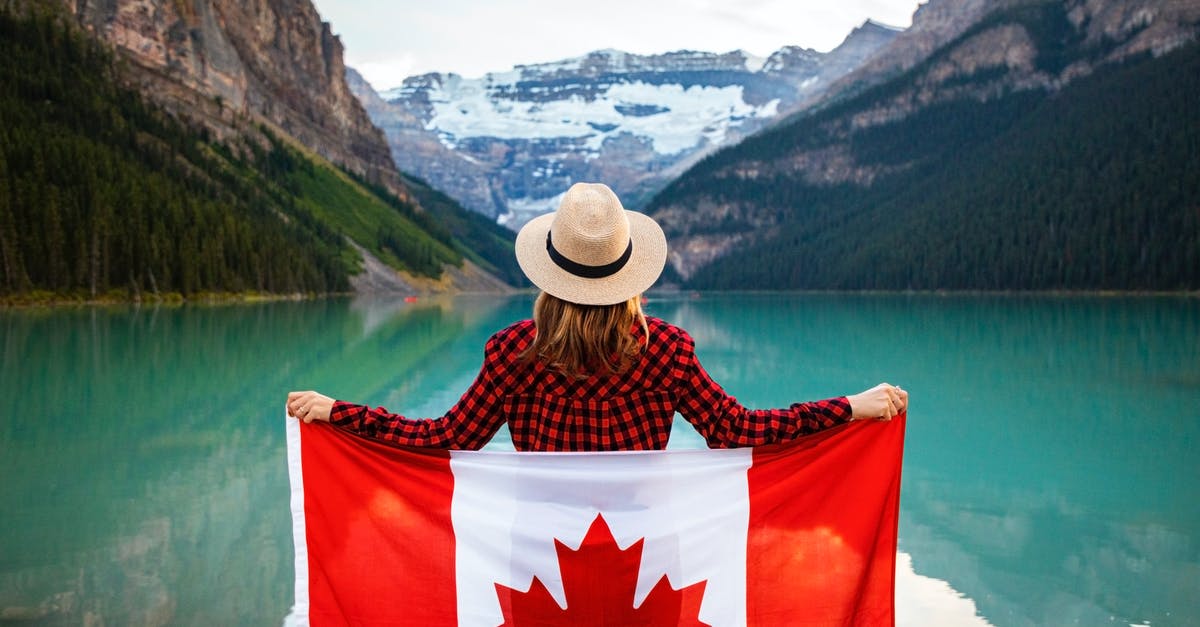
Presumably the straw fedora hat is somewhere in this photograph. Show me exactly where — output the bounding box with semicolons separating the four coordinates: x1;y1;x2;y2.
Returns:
515;183;667;306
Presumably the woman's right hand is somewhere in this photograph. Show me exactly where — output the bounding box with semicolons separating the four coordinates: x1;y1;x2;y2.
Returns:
847;383;907;421
287;390;335;423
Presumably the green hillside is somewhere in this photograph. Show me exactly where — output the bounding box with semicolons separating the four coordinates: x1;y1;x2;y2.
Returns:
650;22;1200;290
399;173;528;287
0;8;514;303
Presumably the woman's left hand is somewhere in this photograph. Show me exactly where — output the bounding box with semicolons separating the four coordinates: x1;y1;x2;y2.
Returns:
846;383;908;421
287;390;334;423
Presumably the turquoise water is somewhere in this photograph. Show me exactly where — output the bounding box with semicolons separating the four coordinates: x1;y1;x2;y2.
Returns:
1;294;1197;625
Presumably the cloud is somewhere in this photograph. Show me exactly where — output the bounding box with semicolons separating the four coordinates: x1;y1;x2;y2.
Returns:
314;0;919;85
350;55;421;90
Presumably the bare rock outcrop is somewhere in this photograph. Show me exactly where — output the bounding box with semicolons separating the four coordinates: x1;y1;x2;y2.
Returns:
67;0;407;198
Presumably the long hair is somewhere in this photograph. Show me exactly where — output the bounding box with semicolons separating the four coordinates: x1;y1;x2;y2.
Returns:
522;292;649;378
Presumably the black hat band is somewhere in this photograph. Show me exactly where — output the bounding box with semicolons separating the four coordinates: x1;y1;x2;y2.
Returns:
546;232;633;279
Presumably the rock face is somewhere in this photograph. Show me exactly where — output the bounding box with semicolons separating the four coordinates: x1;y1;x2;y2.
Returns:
819;0;996;101
651;0;1200;281
816;0;1200;113
351;21;901;229
67;0;405;196
801;0;1200;180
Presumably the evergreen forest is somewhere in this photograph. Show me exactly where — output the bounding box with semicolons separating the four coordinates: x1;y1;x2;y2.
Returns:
398;174;528;287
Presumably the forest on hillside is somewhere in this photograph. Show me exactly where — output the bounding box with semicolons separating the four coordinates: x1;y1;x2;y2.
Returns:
398;174;527;287
0;8;516;302
651;31;1200;290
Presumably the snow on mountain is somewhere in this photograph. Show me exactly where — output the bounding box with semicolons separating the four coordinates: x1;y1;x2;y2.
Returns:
353;21;901;229
408;75;778;156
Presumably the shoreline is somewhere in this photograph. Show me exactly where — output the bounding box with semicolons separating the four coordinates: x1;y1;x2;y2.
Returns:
649;288;1200;298
0;290;345;309
3;287;1198;309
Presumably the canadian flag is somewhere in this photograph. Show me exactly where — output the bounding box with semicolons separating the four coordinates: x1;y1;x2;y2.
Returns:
285;413;905;626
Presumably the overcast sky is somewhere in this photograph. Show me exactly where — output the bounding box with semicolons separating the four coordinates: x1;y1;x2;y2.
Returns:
311;0;921;90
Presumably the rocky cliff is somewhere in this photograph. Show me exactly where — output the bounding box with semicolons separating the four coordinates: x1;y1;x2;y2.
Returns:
66;0;406;197
815;0;1200;115
351;21;901;229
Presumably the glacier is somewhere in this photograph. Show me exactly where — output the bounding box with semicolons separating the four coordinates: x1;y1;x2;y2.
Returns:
422;77;780;157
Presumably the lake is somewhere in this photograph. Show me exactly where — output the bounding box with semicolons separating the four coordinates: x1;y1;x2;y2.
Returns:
1;293;1197;626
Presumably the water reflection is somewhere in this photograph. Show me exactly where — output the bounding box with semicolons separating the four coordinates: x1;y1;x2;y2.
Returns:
0;297;527;625
649;294;1200;626
896;551;992;626
1;294;1196;625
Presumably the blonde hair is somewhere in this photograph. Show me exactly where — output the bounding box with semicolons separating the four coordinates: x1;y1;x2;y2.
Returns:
523;292;649;378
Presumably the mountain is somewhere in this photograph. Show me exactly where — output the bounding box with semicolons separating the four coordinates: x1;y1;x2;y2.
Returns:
350;21;900;229
0;1;515;301
647;0;1200;290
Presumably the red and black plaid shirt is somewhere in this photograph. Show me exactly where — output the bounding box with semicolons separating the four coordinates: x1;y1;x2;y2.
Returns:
330;316;852;451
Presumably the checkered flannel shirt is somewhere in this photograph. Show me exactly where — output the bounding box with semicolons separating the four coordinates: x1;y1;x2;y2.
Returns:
329;316;852;451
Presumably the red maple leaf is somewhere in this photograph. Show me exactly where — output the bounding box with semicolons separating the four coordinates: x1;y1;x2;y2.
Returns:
495;514;711;626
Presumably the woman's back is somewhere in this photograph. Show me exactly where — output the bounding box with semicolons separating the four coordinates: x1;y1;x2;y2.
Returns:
326;313;853;451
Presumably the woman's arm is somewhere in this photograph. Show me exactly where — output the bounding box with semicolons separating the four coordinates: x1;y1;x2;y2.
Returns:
671;330;906;448
285;334;509;450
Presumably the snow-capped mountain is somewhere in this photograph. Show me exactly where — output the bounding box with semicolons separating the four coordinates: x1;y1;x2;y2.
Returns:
351;20;901;228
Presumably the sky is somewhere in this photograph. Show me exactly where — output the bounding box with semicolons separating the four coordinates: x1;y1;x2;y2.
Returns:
310;0;921;90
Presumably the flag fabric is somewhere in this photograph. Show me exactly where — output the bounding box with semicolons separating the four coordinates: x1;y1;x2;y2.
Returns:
285;412;905;627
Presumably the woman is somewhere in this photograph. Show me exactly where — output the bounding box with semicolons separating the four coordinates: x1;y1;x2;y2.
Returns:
287;182;906;450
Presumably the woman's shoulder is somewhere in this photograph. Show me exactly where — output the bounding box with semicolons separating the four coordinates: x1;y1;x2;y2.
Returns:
489;319;536;347
643;316;694;345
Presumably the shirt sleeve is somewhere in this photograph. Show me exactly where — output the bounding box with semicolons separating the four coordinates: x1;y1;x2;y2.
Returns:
328;333;508;450
669;329;853;448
